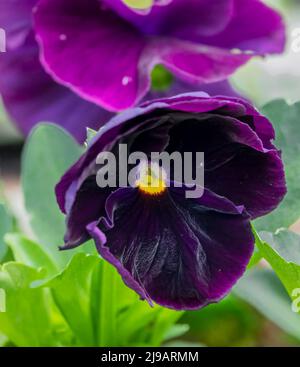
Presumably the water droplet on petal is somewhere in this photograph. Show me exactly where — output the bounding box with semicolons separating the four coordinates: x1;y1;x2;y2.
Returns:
230;48;243;55
59;34;67;41
122;76;132;86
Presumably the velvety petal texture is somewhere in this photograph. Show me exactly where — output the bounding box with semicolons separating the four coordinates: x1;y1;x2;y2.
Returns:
87;186;254;310
33;0;285;111
56;93;286;310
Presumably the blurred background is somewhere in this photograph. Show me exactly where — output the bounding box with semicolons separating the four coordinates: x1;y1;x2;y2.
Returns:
1;0;300;347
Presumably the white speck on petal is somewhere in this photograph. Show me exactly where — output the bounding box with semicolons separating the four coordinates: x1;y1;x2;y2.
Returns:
244;50;255;55
122;76;132;86
230;48;243;55
59;34;67;41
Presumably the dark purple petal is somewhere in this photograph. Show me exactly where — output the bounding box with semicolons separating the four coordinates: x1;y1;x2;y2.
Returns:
215;96;276;149
166;111;286;218
87;186;254;310
87;220;153;305
55;93;282;213
55;101;178;212
60;176;112;249
34;0;150;111
205;148;286;219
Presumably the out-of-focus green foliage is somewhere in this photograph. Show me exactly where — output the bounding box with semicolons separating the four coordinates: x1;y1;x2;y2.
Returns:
0;262;68;346
182;295;261;347
21;124;93;269
0;100;21;145
255;100;300;231
257;229;300;302
0;250;185;346
5;233;58;277
232;0;300;107
0;204;12;262
235;268;300;342
247;245;262;269
151;65;174;91
40;252;184;347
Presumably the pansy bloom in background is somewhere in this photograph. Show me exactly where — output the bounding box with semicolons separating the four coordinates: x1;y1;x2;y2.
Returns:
0;0;285;142
0;0;113;142
56;93;286;310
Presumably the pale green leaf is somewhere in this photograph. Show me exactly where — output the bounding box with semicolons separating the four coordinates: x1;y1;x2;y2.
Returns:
234;268;300;340
5;233;58;277
21;124;84;268
255;100;300;231
0;204;12;261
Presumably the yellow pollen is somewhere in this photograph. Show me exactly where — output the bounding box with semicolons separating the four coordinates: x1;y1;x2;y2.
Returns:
137;167;166;196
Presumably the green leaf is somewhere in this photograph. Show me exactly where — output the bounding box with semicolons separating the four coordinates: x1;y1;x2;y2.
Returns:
21;124;84;268
149;308;183;345
42;253;183;346
91;259;119;346
117;301;161;345
0;204;12;261
44;253;101;346
0;333;9;347
255;100;300;231
43;253;128;346
256;228;300;298
117;303;183;347
0;262;63;346
234;268;300;341
163;324;190;341
247;245;262;269
5;233;58;277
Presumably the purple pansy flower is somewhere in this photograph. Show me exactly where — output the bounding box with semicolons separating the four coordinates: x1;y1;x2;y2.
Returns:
0;0;284;142
33;0;285;111
56;93;286;310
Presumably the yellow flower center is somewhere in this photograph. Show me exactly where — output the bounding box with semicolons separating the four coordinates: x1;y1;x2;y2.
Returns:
136;164;166;196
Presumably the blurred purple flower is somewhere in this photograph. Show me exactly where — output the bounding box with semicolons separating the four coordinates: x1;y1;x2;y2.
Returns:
0;0;113;142
56;93;286;310
33;0;285;111
0;0;284;142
